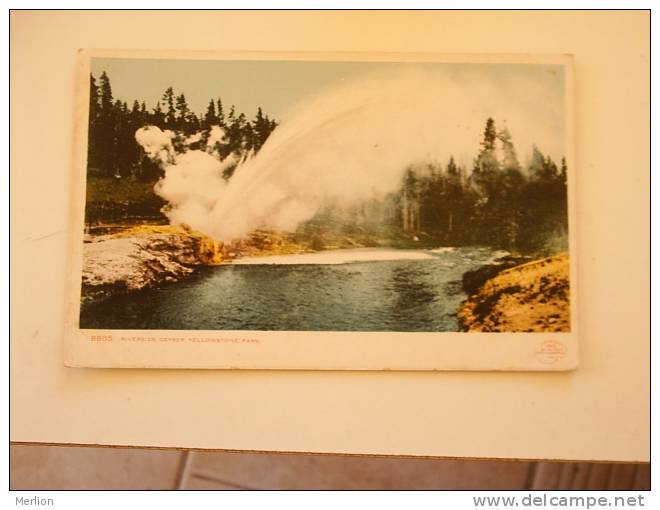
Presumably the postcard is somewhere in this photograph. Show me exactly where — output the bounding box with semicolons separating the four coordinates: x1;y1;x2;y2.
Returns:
64;50;578;370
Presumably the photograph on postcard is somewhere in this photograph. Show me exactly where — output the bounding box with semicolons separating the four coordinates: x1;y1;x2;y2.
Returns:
65;51;577;370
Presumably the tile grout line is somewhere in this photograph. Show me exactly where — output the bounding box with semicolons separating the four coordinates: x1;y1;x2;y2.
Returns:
190;471;255;490
525;462;539;490
175;451;193;489
632;463;640;490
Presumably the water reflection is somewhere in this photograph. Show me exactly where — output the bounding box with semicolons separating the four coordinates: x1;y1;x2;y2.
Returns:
80;247;498;332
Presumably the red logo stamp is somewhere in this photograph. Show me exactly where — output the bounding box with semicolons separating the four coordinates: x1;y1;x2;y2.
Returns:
535;340;567;364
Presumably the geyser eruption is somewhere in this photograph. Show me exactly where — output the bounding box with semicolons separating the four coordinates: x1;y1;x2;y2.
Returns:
135;125;239;229
136;68;564;241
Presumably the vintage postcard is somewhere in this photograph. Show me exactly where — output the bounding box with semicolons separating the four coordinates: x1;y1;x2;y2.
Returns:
64;50;578;370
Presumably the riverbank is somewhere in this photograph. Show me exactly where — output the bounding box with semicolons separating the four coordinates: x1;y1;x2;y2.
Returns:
80;225;222;304
457;253;570;332
80;225;331;305
80;219;441;305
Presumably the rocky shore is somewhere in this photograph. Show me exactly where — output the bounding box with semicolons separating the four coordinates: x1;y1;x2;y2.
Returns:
80;225;314;305
461;254;534;295
80;225;224;304
458;253;570;332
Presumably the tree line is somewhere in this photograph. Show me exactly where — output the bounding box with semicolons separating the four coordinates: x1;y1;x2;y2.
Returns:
390;118;568;252
86;72;568;253
87;71;278;180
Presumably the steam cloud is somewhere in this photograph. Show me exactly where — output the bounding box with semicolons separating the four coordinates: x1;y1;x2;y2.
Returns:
135;68;564;241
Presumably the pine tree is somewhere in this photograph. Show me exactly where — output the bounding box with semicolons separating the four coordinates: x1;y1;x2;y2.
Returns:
175;93;191;132
560;157;567;184
480;117;497;152
470;118;525;246
152;101;165;127
517;147;569;251
89;73;100;123
87;74;101;171
113;99;139;178
444;157;465;237
400;168;421;231
98;71;113;113
139;102;149;125
447;156;459;179
227;105;236;126
243;122;255;151
497;126;521;172
162;87;177;129
187;112;201;133
227;111;246;153
529;147;560;182
95;71;116;176
544;155;559;180
204;100;217;127
216;99;225;126
472;117;501;196
253;107;269;150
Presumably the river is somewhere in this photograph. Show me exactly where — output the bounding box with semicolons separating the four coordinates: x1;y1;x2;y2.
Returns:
79;246;506;331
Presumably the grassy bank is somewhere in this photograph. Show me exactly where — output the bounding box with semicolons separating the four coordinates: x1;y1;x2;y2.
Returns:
85;176;166;224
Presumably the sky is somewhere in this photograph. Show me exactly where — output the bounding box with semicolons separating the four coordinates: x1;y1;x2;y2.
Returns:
90;58;566;139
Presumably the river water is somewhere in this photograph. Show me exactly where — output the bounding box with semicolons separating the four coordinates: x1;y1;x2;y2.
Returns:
80;247;506;331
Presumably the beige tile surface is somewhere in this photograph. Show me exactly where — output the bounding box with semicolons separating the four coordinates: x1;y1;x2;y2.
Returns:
11;445;650;490
183;451;532;490
10;445;184;490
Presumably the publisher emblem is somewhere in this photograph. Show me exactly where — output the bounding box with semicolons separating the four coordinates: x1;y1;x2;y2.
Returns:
535;340;567;364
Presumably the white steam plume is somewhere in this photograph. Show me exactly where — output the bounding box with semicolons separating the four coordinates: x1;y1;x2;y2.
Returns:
136;68;564;241
135;126;176;163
